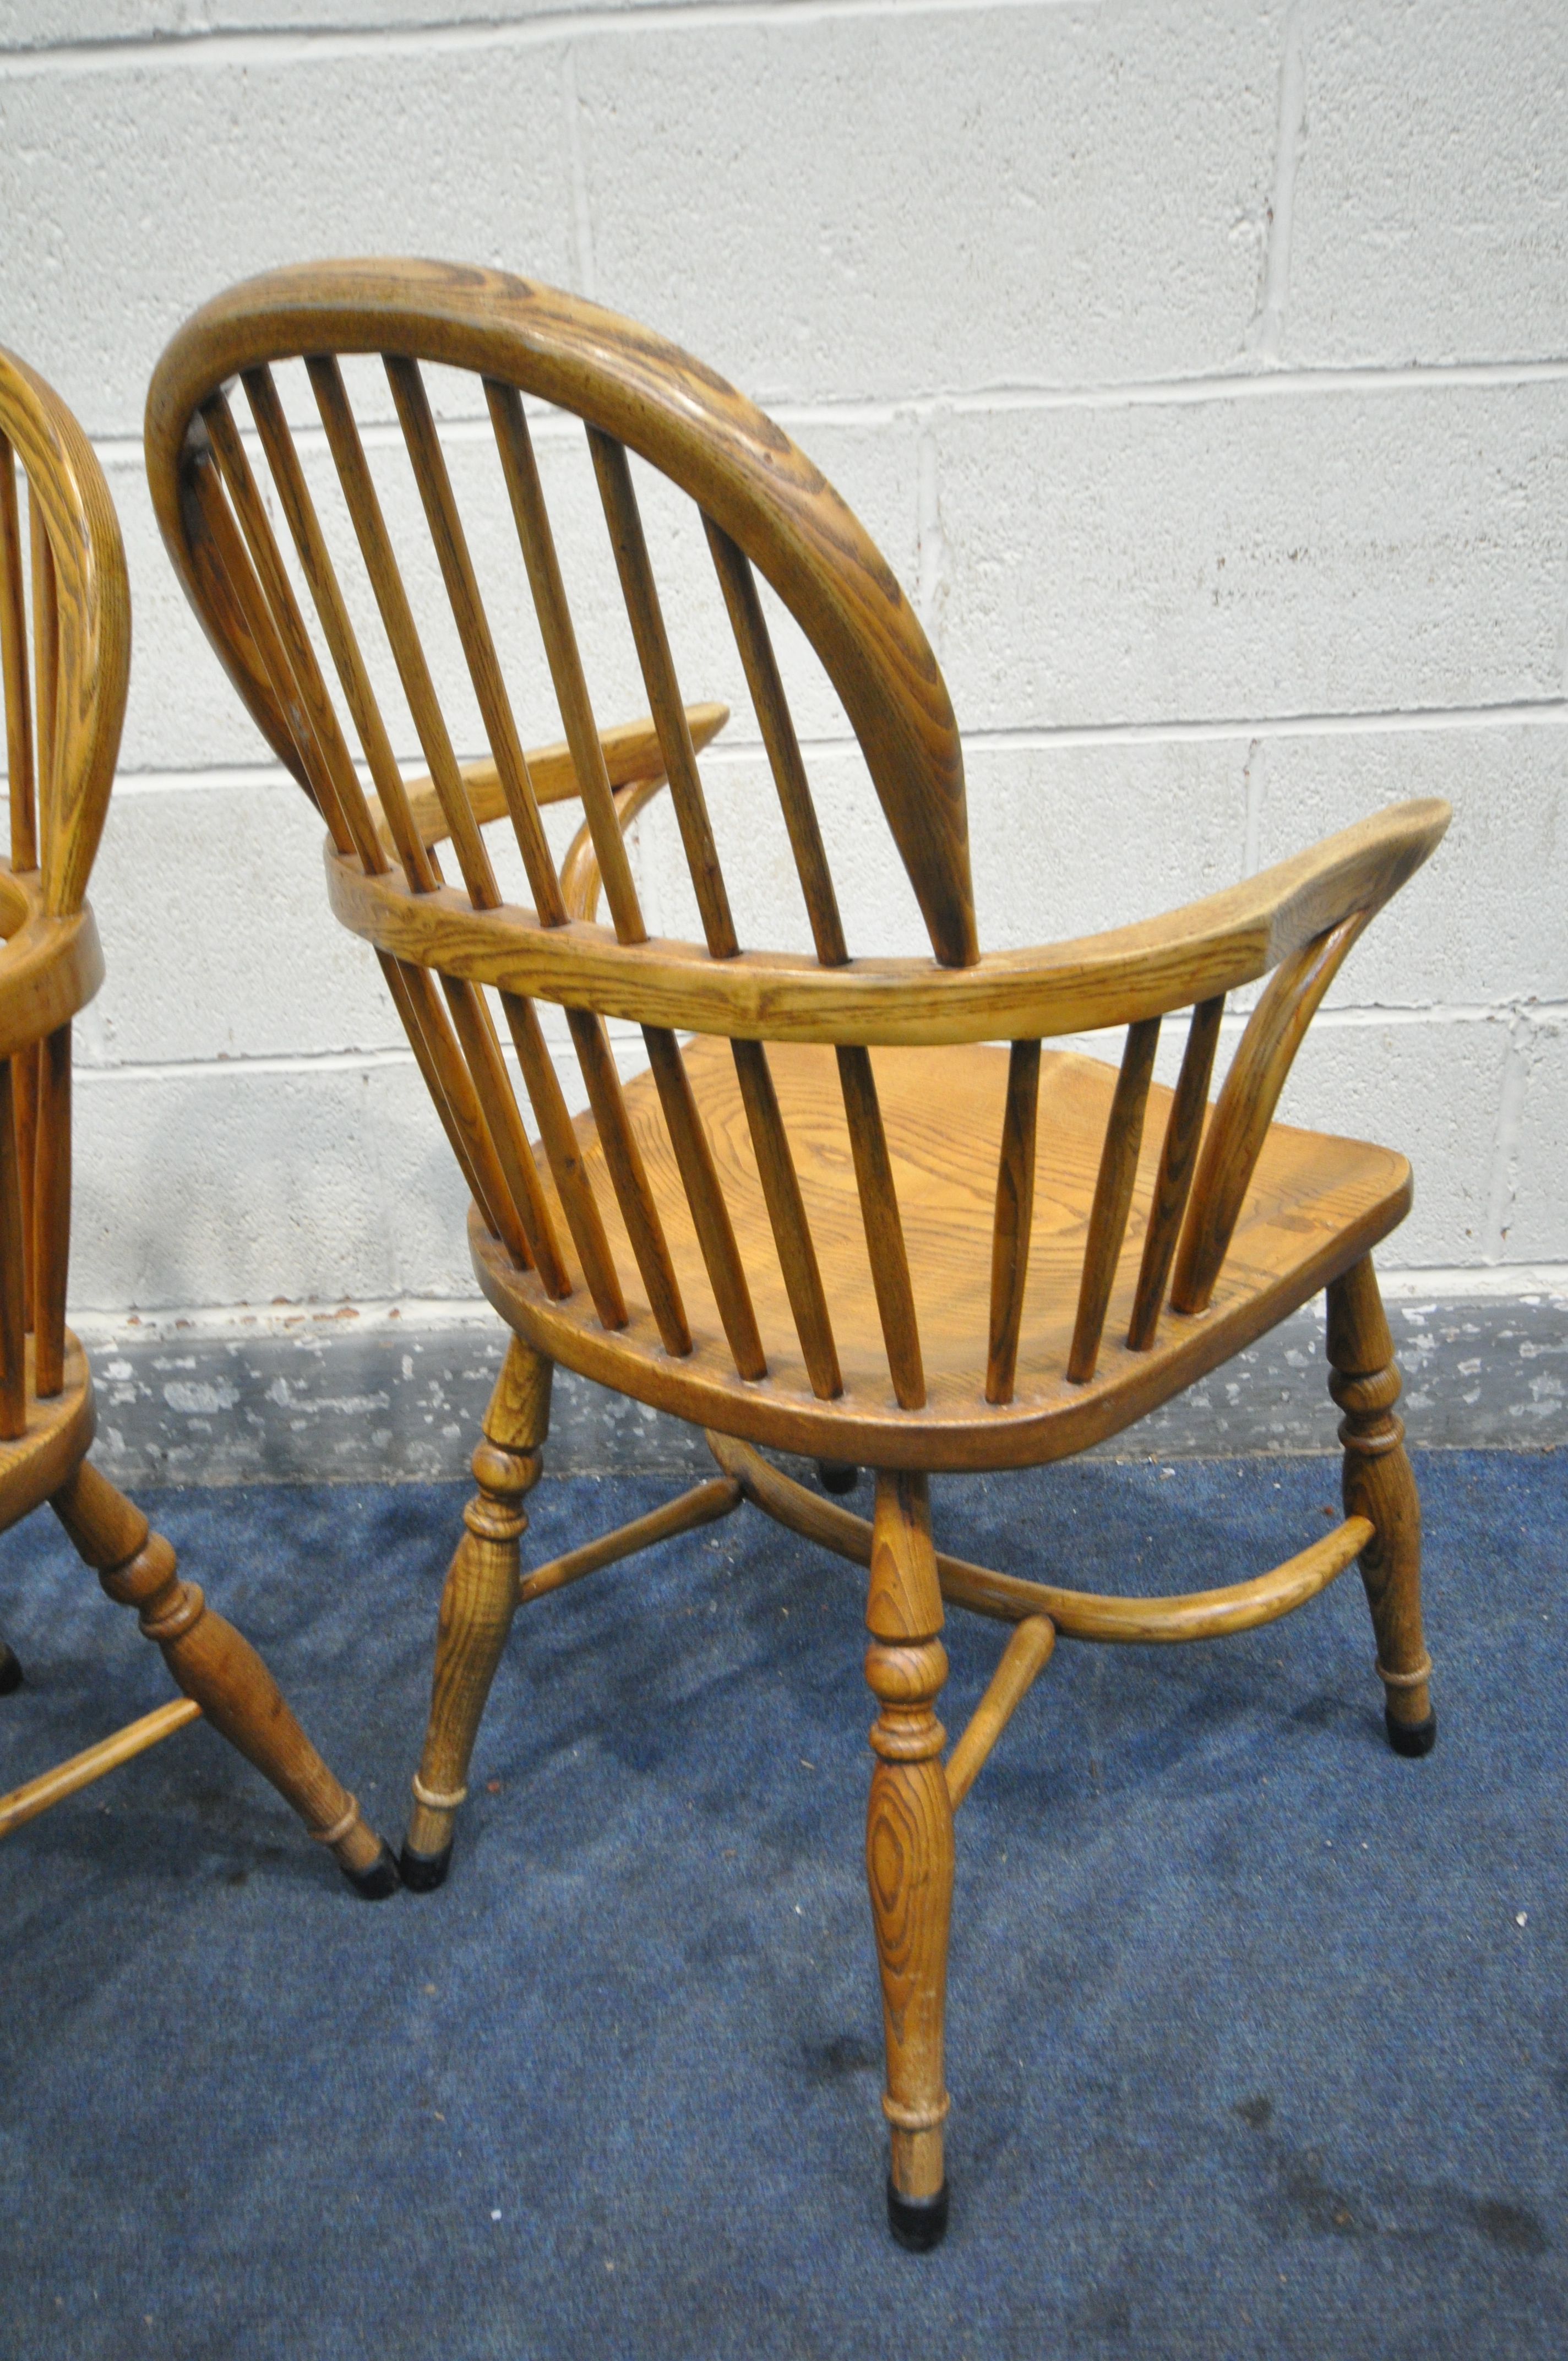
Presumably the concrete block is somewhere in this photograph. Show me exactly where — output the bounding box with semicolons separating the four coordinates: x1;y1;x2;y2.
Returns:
1287;0;1568;367
72;1059;398;1309
576;3;1283;401
1275;1011;1510;1269
83;779;400;1067
0;40;573;440
1506;1012;1568;1265
934;383;1568;729
1248;721;1568;1010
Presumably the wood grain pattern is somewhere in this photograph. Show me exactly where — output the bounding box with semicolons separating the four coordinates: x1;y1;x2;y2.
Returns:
386;356;567;927
837;1045;924;1409
404;1337;550;1866
145;259;973;961
1327;1255;1433;1737
372;704;728;866
324;797;1447;1049
307;354;502;909
565;1005;690;1356
31;1022;68;1397
1172;916;1368;1316
1128;994;1224;1351
141;269;1454;2231
0;434;35;874
0;349;390;1884
0;1058;25;1439
944;1614;1055;1809
864;1469;952;2207
0;1695;203;1841
705;517;847;966
986;1038;1041;1405
500;989;625;1328
51;1460;387;1881
643;1026;765;1380
706;1428;1372;1644
1067;1016;1161;1384
476;1036;1411;1471
516;1475;741;1605
488;385;643;944
242;363;432;890
590;429;734;955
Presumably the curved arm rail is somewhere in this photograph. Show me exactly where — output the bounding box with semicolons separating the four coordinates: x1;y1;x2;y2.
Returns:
367;702;728;869
326;795;1449;1047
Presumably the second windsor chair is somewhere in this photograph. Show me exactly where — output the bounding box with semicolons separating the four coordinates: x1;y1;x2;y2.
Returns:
0;340;396;1895
146;260;1447;2246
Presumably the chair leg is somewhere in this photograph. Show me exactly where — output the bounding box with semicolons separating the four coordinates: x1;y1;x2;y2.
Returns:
401;1335;551;1892
1326;1255;1435;1757
49;1460;398;1895
864;1468;954;2251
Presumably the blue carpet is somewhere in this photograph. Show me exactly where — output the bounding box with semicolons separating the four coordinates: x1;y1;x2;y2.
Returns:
0;1450;1563;2358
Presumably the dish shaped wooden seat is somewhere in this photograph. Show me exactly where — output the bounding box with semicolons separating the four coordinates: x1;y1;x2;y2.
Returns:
473;1035;1412;1471
145;259;1448;2248
0;343;395;1895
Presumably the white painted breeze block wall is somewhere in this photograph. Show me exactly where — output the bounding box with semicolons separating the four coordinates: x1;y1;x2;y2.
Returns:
1;0;1564;1323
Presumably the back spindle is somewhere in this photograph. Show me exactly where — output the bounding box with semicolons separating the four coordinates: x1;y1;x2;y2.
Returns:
0;433;35;873
1127;995;1224;1352
29;492;57;864
31;1024;68;1396
987;1040;1042;1406
1068;1017;1161;1386
0;1057;24;1439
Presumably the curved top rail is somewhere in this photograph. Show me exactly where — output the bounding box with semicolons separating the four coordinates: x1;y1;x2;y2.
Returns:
0;346;129;916
325;794;1450;1046
144;257;976;967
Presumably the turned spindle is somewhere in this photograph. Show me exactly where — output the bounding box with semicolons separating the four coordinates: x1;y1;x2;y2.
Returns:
402;1335;551;1889
1326;1256;1435;1756
51;1459;397;1892
865;1468;954;2251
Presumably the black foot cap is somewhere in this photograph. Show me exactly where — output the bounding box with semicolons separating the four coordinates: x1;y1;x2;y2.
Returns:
888;2179;949;2253
341;1841;401;1901
0;1643;21;1696
399;1840;453;1893
816;1460;859;1495
1386;1706;1437;1759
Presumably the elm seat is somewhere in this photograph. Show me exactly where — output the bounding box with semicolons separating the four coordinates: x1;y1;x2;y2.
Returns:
144;257;1449;2249
474;1036;1413;1472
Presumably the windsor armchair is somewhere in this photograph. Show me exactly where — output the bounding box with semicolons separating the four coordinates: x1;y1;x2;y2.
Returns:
0;344;396;1895
146;260;1448;2247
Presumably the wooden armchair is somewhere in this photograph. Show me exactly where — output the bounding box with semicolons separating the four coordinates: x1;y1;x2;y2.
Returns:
146;262;1448;2245
0;344;396;1896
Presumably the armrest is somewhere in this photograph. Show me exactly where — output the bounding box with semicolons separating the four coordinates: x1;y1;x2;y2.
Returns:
329;796;1449;1046
368;700;728;865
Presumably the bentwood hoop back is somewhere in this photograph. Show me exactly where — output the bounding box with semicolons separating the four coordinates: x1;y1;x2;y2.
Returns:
146;259;1449;2245
0;343;396;1895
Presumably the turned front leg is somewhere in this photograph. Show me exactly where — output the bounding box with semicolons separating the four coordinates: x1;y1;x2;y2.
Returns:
402;1336;552;1890
50;1461;396;1896
1326;1256;1435;1756
865;1468;954;2251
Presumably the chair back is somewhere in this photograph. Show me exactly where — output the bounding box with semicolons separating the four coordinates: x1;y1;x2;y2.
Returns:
145;263;1444;1429
0;350;122;1439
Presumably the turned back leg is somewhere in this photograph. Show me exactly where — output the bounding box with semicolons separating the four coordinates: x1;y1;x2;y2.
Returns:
1326;1256;1435;1756
50;1461;398;1894
402;1334;552;1890
865;1468;955;2250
